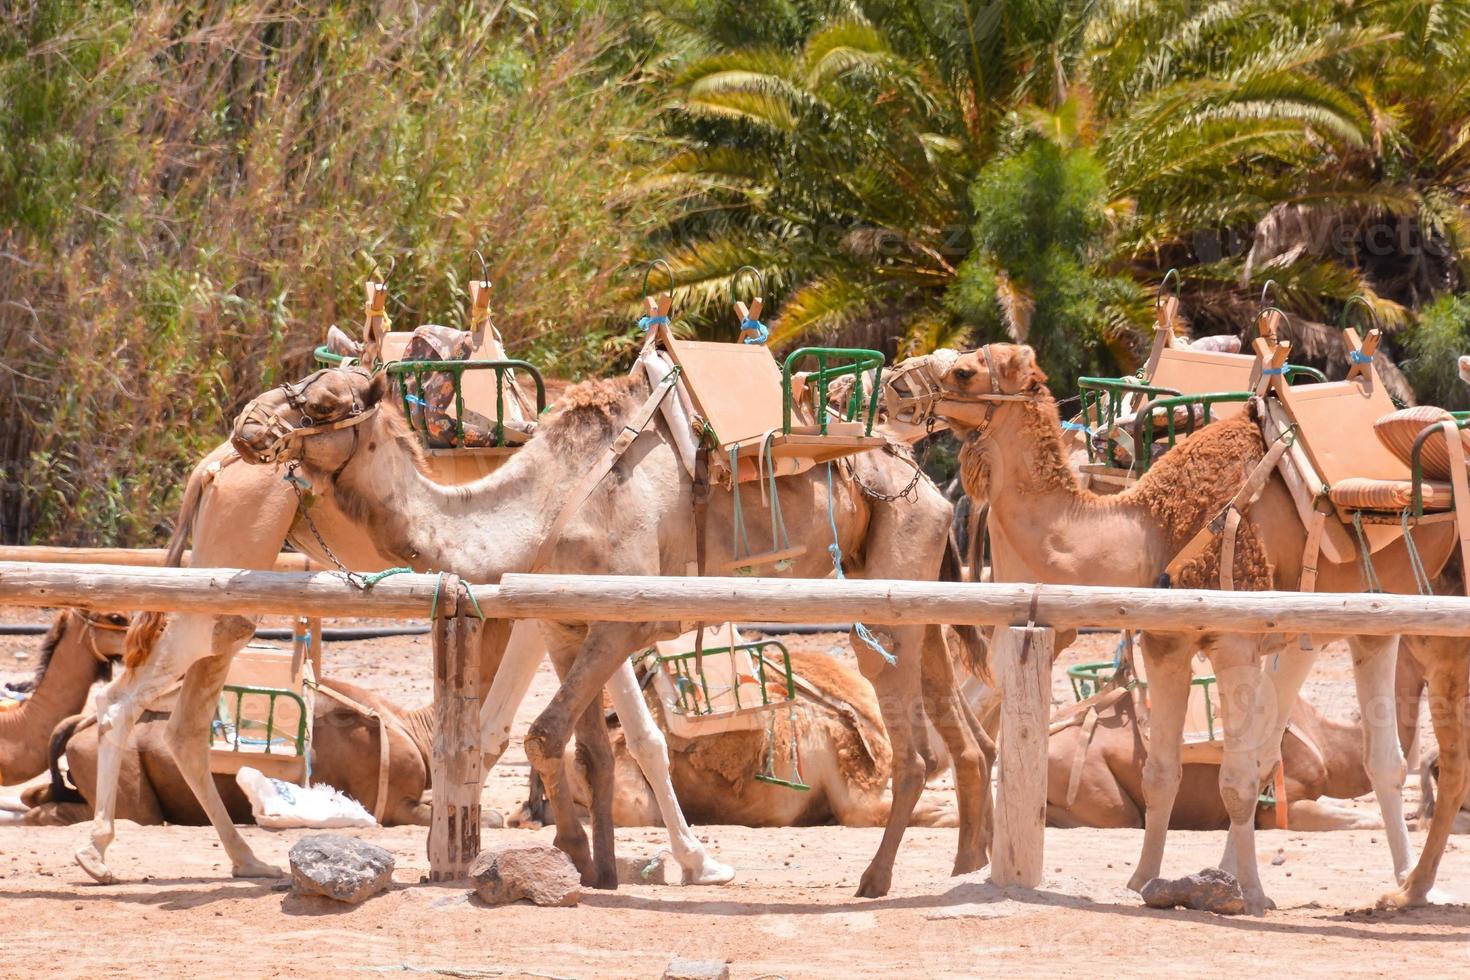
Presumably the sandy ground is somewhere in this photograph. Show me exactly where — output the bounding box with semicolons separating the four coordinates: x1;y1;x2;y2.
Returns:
1;609;1465;977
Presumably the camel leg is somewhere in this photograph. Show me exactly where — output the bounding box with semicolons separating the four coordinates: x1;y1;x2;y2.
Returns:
605;663;735;884
1127;631;1193;893
571;699;619;890
1209;638;1274;916
1348;634;1411;883
853;627;926;899
1379;645;1468;909
163;620;282;878
479;621;545;767
76;615;216;884
524;622;653;889
920;624;988;875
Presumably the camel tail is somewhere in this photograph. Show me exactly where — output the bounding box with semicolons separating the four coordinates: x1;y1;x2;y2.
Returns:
124;459;211;668
30;714;89;808
941;533;990;684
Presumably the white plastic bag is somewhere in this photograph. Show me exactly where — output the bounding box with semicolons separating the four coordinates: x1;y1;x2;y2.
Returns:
236;766;375;829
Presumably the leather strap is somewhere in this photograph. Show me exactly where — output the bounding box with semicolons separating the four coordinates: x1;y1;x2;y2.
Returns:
1296;503;1329;650
314;682;399;823
530;376;677;572
1161;427;1293;586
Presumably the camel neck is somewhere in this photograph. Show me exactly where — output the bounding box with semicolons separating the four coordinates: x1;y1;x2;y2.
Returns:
322;412;551;581
969;401;1166;587
0;620;101;785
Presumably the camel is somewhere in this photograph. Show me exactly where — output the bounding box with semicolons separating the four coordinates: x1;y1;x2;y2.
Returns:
3;610;434;827
925;342;1466;912
553;648;960;830
1046;679;1377;831
75;429;734;886
225;362;990;897
1;610;128;789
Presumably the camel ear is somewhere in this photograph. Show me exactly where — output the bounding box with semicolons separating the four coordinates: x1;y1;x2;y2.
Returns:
996;345;1047;393
363;369;390;407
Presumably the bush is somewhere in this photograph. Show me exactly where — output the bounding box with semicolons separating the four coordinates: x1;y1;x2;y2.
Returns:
1400;293;1470;413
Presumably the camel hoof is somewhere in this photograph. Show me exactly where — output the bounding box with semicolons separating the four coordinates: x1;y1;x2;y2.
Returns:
855;867;892;899
1125;870;1151;894
76;845;116;885
1242;894;1271;916
1375;886;1427;911
231;858;285;879
583;868;618;890
951;853;985;877
684;855;736;886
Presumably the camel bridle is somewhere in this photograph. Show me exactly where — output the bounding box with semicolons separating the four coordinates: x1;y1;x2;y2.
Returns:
896;345;1040;437
70;609;129;664
234;372;379;465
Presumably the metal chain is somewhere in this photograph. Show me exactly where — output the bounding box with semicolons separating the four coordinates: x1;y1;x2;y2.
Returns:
285;462;370;589
850;444;926;503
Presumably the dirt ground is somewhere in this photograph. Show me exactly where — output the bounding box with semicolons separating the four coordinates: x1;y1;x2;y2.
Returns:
1;609;1466;978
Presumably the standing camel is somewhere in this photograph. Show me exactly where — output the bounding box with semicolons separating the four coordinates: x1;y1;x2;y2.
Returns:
76;439;733;887
924;343;1464;912
225;363;989;897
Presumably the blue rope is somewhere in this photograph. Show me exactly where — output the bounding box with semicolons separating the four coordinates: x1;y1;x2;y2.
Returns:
1349;350;1373;364
1261;366;1286;376
637;315;670;333
1060;420;1093;434
740;319;769;345
825;463;895;665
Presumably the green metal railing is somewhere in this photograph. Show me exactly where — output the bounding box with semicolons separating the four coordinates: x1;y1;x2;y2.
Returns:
1076;364;1324;471
314;345;350;367
1131;391;1254;472
212;684;308;758
650;640;797;717
386;359;546;449
1411;417;1470;517
1065;662;1219;740
782;347;884;437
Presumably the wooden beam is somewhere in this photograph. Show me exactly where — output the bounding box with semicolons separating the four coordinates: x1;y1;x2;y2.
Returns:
428;580;483;881
3;563;1470;638
0;546;322;571
990;626;1052;888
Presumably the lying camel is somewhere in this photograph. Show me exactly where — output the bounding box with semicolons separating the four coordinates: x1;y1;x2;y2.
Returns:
557;648;958;829
1046;679;1375;831
8;610;434;827
228;363;989;897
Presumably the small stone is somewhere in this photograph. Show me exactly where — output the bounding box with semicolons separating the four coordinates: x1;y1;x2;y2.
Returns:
662;958;730;980
469;845;579;907
1140;867;1246;916
1271;851;1286;866
616;851;681;886
289;834;394;905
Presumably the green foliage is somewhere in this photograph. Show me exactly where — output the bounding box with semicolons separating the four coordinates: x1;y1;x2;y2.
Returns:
1400;294;1470;412
947;139;1121;388
0;0;648;545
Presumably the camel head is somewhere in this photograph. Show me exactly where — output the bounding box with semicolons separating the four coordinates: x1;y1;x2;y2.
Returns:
1459;354;1469;387
934;344;1049;433
231;366;386;468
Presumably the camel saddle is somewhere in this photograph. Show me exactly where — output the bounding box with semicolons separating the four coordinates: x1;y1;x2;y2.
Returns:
646;322;886;486
647;624;795;740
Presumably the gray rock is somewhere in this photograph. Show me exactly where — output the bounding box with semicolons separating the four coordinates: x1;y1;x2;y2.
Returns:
1140;867;1246;915
662;959;730;980
469;844;580;907
289;834;394;904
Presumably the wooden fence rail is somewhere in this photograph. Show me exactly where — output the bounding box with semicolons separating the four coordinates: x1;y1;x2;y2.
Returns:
4;559;1467;888
2;562;1467;636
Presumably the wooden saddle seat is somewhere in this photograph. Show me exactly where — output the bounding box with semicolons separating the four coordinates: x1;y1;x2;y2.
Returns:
209;645;312;783
652;324;886;485
646;624;796;740
1257;329;1467;580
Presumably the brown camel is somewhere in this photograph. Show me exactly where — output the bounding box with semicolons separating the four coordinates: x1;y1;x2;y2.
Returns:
227;364;990;898
1;610;126;788
559;648;959;830
7;610;435;827
1046;683;1375;831
928;342;1465;912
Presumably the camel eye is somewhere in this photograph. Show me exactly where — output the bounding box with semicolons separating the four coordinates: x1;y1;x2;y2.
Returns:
953;367;976;383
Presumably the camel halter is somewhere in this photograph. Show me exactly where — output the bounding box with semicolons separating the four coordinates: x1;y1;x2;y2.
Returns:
235;374;379;465
71;609;128;664
895;345;1039;436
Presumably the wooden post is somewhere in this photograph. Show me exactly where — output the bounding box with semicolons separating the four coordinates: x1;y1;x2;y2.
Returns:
990;625;1052;889
429;577;484;882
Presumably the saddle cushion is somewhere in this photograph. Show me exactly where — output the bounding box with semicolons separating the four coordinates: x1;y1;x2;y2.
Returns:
1373;406;1469;481
1328;476;1453;512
